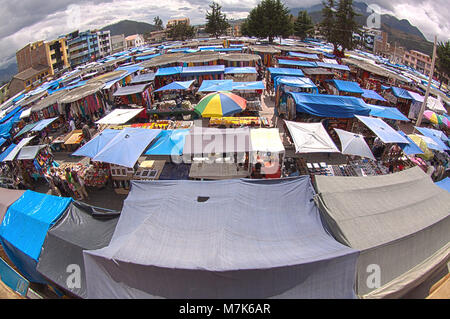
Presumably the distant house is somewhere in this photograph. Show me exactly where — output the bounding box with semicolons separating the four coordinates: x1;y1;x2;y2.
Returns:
166;18;190;28
146;30;168;43
8;64;50;97
125;34;145;49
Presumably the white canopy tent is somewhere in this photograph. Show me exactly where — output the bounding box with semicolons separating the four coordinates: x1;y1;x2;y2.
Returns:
334;129;375;160
95;108;144;125
284;121;340;153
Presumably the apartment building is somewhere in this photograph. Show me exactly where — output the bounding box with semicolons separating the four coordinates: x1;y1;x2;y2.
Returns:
97;30;112;58
111;34;126;54
403;50;433;76
67;30;100;68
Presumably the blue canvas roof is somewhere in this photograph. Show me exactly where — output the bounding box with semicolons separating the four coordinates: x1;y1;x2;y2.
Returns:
362;89;386;101
72;129;120;158
268;67;304;78
274;76;317;91
288;52;319;60
397;131;424;155
115;64;144;74
278;59;317;68
135;53;161;61
355;115;409;144
198;80;233;92
0;111;22;139
154;80;195;92
435;178;450;193
155;67;183;76
145;129;189;156
92;128;162;168
329;80;364;94
290;93;370;118
224;67;257;74
31;117;58;132
0;137;5;148
391;87;413;100
316;62;350;71
415;127;449;152
232;81;265;91
365;104;410;121
181;65;225;76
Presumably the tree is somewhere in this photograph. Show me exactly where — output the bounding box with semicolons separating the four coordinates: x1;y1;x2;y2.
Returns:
319;0;336;45
167;22;196;41
153;16;163;30
241;0;293;43
205;2;230;38
294;10;314;40
436;41;450;89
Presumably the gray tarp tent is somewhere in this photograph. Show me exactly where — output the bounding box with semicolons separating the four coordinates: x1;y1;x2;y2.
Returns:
314;167;450;298
0;188;25;224
37;201;120;298
84;177;358;299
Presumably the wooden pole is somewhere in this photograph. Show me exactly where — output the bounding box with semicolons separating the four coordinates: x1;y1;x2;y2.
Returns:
416;35;437;128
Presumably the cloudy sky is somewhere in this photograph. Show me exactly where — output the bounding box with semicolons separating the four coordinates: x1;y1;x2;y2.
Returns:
0;0;448;70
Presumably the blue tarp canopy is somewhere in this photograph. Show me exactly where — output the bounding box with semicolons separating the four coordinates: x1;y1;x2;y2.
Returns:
31;117;58;132
316;62;350;71
435;178;450;193
268;67;304;79
366;104;410;121
0;106;22;124
0;191;71;283
155;67;183;76
154;80;195;92
145;129;189;156
224;67;257;74
232;81;265;91
115;64;144;74
355;115;409;144
288;52;319;60
290;93;370;118
362;89;386;101
415;127;449;152
0;137;5;148
0;144;16;162
278;59;317;68
135;53;161;61
397;131;424;155
328;80;364;94
198;80;233;92
181;65;225;76
72;129;120;158
92;128;162;168
103;74;129;90
391;87;413;100
14;123;38;138
0;111;22;139
274;76;317;92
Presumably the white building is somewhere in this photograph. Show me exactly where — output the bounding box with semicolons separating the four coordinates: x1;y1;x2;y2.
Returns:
97;30;112;57
125;34;145;49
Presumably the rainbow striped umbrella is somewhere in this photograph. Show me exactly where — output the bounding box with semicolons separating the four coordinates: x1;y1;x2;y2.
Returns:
423;110;442;125
194;92;247;117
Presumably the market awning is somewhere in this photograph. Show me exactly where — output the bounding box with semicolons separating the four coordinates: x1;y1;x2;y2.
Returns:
135;53;161;61
129;73;156;84
362;89;386;101
274;76;317;91
407;90;424;103
250;128;285;154
390;87;413;100
92;128;162;168
284;120;340;153
72;129;120;158
290;93;371;118
113;84;148;96
95;109;144;125
181;65;225;76
31;117;58;132
224;67;257;74
328;80;364;94
16;145;46;161
334;128;375;160
355;115;409;144
145;129;189;156
232;81;265;91
288;52;319;60
365;104;410;121
278;59;317;68
198;80;233;92
2;136;35;162
268;67;304;79
316;62;350;71
154;80;195;92
14;123;38;138
396;131;424;155
19;108;32;119
0;144;17;162
426;96;447;114
0;137;5;148
415;126;449;152
155;67;183;77
58;82;105;104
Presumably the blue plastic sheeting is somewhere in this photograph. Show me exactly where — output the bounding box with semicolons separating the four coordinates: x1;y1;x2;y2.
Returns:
397;131;424;155
181;65;225;76
268;67;304;79
0;111;22;139
435;178;450;193
290;93;370;118
232;81;265;91
323;53;336;58
362;89;386;101
31;117;58;132
0;137;5;148
0;106;22;124
365;104;410;121
224;67;257;74
145;129;189;156
135;53;161;61
0;191;71;283
288;52;319;60
155;67;183;76
329;80;364;94
274;76;317;91
198;80;233;92
355;115;409;144
0;257;29;297
72;129;120;158
92;128;162;168
278;59;317;68
154;80;195;92
115;64;144;74
390;87;413;100
415;127;449;152
0;144;16;162
316;62;350;71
